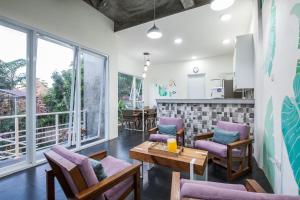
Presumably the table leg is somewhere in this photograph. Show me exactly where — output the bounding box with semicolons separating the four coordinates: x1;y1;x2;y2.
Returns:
133;160;143;178
190;158;208;181
190;158;196;180
203;160;208;181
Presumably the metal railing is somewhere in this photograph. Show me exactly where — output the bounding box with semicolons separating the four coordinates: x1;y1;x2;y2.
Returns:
0;110;87;161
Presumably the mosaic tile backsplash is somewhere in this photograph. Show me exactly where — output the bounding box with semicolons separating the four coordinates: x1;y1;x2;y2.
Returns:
157;102;255;146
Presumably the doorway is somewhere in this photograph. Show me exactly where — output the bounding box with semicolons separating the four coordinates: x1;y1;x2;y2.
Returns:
187;74;206;99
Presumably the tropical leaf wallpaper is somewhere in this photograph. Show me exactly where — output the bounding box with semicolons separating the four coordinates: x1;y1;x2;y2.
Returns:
264;0;276;77
263;97;275;188
281;59;300;193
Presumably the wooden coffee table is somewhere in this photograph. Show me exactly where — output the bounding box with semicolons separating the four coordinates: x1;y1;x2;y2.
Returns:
129;141;208;180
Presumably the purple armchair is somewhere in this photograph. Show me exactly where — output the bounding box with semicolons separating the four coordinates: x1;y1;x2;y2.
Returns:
171;172;300;200
194;121;253;180
148;117;185;146
44;145;141;200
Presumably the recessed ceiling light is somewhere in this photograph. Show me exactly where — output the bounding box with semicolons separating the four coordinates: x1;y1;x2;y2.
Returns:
191;56;197;60
220;14;232;21
174;38;183;44
211;0;235;11
222;39;231;45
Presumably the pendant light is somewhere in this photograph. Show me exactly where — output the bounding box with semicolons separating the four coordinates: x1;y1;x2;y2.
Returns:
147;0;162;39
142;52;150;79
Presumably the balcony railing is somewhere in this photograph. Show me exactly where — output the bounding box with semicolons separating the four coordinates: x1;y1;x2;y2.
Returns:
0;110;87;161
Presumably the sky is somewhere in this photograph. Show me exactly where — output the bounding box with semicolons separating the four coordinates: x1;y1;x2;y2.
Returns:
0;24;74;86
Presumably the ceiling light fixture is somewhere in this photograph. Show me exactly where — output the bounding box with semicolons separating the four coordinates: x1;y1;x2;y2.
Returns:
222;39;231;45
210;0;235;11
143;52;150;78
142;72;147;78
174;38;183;44
147;0;162;39
191;56;197;60
144;65;148;71
145;59;151;66
220;14;232;21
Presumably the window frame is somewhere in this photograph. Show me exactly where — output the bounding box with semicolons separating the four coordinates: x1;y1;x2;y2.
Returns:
118;72;144;109
0;16;110;177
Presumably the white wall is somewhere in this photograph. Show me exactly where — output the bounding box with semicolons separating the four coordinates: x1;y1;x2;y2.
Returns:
118;54;143;77
252;0;300;195
0;0;119;139
144;53;233;106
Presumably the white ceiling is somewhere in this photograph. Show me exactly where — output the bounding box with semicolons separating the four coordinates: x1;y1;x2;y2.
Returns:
115;0;254;65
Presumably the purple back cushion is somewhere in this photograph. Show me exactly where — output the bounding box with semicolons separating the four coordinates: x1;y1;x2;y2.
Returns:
217;121;250;140
51;145;98;190
159;117;183;131
181;183;300;200
47;150;79;193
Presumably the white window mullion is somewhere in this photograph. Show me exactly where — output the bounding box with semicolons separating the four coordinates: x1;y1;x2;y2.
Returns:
133;77;136;109
74;47;81;149
26;30;37;164
68;47;77;146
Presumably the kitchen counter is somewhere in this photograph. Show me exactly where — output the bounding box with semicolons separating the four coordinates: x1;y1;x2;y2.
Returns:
156;98;254;146
156;98;255;104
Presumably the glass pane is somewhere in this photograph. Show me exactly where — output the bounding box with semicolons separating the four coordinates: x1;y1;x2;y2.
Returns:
35;36;74;160
0;24;27;168
135;78;143;109
81;50;106;144
118;73;134;109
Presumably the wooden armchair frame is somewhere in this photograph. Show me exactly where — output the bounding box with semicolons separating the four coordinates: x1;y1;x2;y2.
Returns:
170;172;265;200
148;127;185;146
45;150;142;200
194;132;253;181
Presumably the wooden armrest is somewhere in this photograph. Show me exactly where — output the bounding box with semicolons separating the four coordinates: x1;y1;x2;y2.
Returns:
245;179;266;193
194;132;214;140
227;138;253;149
75;163;142;200
176;128;184;136
170;172;181;200
148;127;158;134
88;150;107;160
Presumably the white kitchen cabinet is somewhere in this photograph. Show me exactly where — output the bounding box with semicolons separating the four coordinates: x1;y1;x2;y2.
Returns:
233;34;254;90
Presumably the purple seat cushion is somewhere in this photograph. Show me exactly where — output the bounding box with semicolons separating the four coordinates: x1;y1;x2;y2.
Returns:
101;156;134;200
181;183;300;200
180;179;246;191
217;121;250;140
149;133;173;142
195;140;242;158
51;145;98;191
159;117;183;131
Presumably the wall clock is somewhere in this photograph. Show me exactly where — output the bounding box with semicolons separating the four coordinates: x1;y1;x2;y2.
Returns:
193;66;199;73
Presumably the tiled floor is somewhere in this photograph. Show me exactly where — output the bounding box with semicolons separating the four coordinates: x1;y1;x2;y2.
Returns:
0;130;273;200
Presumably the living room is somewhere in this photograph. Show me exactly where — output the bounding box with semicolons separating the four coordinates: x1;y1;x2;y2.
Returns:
0;0;299;199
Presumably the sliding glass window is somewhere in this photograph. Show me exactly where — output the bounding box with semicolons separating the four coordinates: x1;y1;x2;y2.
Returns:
0;23;28;168
118;73;143;109
0;19;108;175
35;35;75;160
80;50;107;144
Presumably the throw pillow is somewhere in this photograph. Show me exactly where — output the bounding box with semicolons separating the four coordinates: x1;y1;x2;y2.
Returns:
213;128;240;145
158;124;177;135
89;158;107;182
